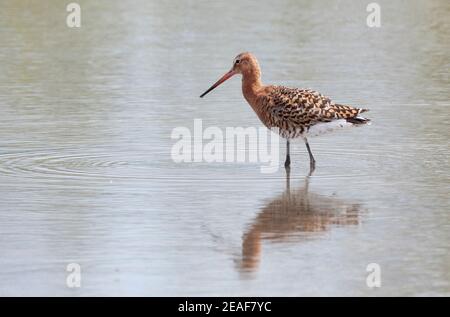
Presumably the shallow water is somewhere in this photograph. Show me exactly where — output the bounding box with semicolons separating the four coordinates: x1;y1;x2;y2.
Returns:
0;0;449;296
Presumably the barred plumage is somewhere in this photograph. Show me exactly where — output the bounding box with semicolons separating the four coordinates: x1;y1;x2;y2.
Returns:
257;86;369;139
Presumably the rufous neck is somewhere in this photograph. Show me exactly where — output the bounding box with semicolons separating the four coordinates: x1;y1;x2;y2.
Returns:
242;71;262;104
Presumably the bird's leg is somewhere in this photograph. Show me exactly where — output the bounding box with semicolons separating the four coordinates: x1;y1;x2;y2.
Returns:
285;164;291;191
284;139;291;169
304;138;316;175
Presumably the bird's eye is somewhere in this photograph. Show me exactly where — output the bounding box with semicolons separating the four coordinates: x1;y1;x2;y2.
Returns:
235;60;240;64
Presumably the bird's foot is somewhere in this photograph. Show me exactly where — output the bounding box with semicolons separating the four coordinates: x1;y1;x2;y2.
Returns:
285;165;291;174
284;155;291;169
308;160;316;176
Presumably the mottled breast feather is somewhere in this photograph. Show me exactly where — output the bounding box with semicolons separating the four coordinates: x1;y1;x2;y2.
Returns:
257;86;368;139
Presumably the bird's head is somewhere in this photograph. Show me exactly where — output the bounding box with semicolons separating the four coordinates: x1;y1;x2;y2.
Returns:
200;52;260;98
231;52;260;76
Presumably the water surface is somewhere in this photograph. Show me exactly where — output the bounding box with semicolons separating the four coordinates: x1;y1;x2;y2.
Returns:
0;0;449;296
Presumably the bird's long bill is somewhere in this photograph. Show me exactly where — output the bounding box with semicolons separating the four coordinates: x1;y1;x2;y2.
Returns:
200;70;236;98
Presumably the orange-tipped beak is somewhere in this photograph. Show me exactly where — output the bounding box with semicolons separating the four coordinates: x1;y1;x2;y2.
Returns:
200;70;236;98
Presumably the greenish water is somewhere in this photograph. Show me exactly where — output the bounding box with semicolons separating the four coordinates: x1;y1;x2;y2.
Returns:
0;0;449;296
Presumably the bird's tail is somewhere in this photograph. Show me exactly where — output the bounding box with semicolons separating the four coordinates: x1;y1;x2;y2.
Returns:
348;108;371;125
346;116;371;125
333;104;371;125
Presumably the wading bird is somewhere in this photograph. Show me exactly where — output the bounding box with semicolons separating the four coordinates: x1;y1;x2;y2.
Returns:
200;52;370;174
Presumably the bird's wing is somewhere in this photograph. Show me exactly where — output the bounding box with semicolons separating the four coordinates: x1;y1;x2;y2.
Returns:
264;86;368;128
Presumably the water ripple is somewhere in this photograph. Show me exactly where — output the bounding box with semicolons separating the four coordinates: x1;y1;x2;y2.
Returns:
0;149;128;180
0;146;410;182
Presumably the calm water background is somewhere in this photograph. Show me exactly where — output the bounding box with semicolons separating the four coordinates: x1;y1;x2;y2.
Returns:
0;0;449;296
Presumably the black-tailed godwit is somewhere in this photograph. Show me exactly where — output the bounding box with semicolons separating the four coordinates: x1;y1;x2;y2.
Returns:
200;52;370;174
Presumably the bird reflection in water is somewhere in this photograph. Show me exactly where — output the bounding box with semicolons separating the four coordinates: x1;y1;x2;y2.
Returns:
239;172;362;272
